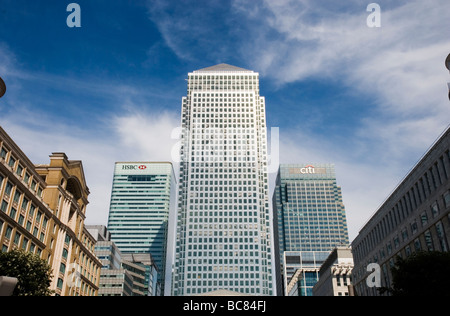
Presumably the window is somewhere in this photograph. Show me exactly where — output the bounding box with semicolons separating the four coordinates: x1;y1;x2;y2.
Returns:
420;211;428;226
8;156;15;168
0;147;7;159
57;278;64;289
414;238;422;251
424;230;434;251
14;232;21;245
5;182;13;196
444;190;450;208
431;201;439;218
16;165;23;177
5;226;12;239
1;200;8;213
13;191;21;203
21;198;29;210
22;238;28;250
435;221;448;251
10;207;17;220
410;220;418;234
401;228;408;241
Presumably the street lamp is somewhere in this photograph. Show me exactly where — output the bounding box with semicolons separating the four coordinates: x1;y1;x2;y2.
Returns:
446;54;450;101
446;53;450;71
0;276;18;296
0;76;6;98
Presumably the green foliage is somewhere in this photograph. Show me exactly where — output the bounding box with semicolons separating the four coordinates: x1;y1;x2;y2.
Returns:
382;251;450;296
0;249;54;296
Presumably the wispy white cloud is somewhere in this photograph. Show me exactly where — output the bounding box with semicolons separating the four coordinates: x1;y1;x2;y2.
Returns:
1;37;182;226
230;0;450;237
1;105;181;227
112;109;180;162
2;0;449;241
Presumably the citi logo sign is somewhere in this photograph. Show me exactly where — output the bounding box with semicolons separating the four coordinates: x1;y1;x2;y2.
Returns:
122;165;147;170
300;165;315;174
289;165;326;175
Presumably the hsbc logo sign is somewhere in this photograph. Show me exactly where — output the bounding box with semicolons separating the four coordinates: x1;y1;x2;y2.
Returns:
122;164;147;170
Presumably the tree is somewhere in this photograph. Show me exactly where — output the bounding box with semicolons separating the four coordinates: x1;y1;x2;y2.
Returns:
0;249;54;296
381;251;450;296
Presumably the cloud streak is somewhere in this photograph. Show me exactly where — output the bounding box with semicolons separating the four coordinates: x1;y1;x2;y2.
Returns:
1;0;449;242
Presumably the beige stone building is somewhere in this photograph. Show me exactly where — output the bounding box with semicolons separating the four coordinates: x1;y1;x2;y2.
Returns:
0;126;101;295
312;247;354;296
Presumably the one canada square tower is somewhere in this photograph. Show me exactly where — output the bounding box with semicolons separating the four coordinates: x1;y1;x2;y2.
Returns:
171;64;275;296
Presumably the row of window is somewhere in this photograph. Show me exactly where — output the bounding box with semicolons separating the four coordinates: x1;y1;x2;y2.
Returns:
354;219;449;296
0;219;44;254
354;190;450;264
192;102;255;108
354;150;450;262
0;178;49;248
1;146;44;197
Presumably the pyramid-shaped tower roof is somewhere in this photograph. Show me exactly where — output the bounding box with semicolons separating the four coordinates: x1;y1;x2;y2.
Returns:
194;63;253;73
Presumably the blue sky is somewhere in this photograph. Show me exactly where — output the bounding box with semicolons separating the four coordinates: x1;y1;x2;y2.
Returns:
0;0;449;240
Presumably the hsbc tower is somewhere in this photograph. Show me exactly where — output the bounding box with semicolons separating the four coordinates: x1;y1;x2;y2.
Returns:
107;162;176;295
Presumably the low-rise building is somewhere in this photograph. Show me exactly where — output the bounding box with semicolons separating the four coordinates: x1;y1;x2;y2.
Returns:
0;126;101;296
313;247;354;296
351;126;450;295
88;225;159;296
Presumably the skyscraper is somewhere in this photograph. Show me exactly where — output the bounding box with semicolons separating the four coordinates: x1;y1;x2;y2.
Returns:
172;64;274;296
107;162;176;295
273;163;349;295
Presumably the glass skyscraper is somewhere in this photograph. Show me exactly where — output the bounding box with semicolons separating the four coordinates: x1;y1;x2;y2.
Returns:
172;63;274;296
107;162;176;295
273;163;349;295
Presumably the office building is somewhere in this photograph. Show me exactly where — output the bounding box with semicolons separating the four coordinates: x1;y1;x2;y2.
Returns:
351;126;450;296
0;126;101;296
283;251;330;296
312;246;354;296
107;162;176;295
273;163;350;295
87;225;154;296
172;63;274;296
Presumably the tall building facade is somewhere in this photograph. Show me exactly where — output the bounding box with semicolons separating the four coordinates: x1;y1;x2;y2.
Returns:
273;163;350;295
352;126;450;296
172;63;274;296
107;162;176;295
0;126;101;296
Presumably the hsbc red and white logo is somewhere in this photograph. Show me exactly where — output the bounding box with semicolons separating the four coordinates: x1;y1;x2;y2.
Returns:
122;164;147;170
